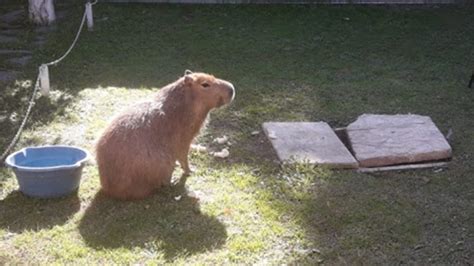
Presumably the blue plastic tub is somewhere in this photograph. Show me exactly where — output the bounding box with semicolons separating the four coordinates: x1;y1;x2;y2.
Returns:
5;145;90;198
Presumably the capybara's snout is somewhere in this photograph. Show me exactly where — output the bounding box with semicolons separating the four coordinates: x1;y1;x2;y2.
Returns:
219;79;235;104
228;84;235;102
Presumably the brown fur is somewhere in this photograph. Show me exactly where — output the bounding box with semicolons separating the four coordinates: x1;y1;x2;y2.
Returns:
95;71;235;200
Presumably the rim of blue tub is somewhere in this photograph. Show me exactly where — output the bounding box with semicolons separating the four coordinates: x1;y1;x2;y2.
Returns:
4;145;91;172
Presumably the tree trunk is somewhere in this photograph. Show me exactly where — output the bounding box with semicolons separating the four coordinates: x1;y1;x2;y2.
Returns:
28;0;56;26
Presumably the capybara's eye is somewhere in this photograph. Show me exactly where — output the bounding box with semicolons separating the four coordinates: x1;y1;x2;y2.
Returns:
201;83;210;88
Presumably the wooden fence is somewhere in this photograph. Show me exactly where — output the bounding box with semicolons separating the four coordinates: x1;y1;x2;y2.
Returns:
102;0;469;4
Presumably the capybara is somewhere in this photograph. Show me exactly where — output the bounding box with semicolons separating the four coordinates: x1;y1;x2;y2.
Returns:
96;70;235;200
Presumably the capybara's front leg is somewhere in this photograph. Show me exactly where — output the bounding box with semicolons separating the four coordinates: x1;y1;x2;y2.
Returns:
175;153;192;187
178;153;192;176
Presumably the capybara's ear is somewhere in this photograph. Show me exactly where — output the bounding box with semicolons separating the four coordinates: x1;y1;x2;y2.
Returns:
184;70;194;84
184;75;194;85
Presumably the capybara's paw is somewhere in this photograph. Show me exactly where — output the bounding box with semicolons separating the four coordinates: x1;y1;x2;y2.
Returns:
173;172;190;188
183;165;196;176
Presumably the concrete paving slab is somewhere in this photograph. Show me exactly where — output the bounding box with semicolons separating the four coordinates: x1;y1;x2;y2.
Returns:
347;114;452;167
262;122;359;169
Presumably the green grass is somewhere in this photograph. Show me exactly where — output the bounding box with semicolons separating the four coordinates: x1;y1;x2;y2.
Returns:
1;3;474;264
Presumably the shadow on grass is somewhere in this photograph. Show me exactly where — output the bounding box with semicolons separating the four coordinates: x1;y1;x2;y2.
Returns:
216;130;473;264
291;173;422;264
78;183;227;261
0;82;76;157
0;190;80;232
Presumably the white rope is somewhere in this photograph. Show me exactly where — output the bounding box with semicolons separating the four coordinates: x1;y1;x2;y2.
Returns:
46;1;98;66
1;1;99;163
45;7;87;66
0;76;41;162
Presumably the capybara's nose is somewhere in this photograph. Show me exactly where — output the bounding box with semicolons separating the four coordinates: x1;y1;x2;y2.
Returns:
228;87;234;101
228;84;235;102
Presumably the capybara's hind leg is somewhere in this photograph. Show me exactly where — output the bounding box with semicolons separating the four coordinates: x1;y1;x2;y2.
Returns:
101;180;155;201
154;163;174;187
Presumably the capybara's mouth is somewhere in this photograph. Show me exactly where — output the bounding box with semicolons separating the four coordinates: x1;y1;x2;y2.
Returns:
223;89;236;106
217;96;225;107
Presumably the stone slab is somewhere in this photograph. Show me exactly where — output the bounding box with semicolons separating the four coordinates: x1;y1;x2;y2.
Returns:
0;22;22;29
33;35;47;47
1;29;22;36
0;49;31;55
346;114;452;167
0;10;24;24
262;122;359;169
35;25;58;34
7;55;32;66
0;34;18;43
0;70;18;82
